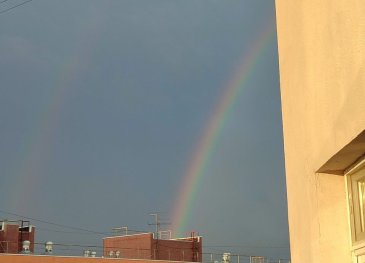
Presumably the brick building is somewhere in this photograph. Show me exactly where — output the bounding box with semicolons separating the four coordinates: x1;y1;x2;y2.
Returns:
0;219;203;262
103;233;202;262
0;254;183;263
0;220;35;253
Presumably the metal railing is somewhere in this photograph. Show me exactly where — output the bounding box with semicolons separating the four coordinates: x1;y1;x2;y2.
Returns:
202;253;290;263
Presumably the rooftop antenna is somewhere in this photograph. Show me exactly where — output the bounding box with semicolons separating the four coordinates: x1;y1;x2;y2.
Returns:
112;226;128;236
159;230;172;240
148;213;170;239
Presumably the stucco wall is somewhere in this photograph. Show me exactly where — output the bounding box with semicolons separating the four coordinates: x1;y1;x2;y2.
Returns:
275;0;365;262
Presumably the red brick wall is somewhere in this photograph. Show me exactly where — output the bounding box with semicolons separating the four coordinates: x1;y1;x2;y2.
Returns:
0;223;35;253
103;234;202;262
154;238;202;262
18;227;35;253
0;224;19;253
103;233;153;259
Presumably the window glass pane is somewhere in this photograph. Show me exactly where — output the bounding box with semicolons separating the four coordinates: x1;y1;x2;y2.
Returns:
348;166;365;243
358;179;365;232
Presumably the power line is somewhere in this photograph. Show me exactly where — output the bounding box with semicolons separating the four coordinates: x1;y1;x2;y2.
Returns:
1;240;290;261
0;210;289;260
0;0;12;4
36;227;102;235
204;245;290;249
0;0;33;15
0;209;150;238
39;226;148;236
0;209;106;236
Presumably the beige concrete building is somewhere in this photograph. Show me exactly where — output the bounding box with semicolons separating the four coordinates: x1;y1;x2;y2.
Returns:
275;0;365;262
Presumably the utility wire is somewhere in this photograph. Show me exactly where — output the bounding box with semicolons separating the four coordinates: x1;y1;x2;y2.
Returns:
2;240;290;261
0;209;106;236
0;0;33;15
0;210;289;260
38;226;147;235
204;245;290;249
0;209;149;237
0;0;11;4
35;227;102;235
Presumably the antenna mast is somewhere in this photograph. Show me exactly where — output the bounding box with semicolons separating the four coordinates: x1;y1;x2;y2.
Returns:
148;213;170;239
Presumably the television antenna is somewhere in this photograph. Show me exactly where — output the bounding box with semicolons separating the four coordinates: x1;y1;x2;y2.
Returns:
148;213;170;239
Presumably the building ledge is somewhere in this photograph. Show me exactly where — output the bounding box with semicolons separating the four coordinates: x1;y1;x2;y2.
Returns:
317;130;365;175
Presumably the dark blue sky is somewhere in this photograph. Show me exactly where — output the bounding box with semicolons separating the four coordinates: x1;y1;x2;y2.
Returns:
0;0;289;260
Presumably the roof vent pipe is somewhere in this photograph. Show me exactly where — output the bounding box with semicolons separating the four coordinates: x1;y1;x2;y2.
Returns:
21;240;31;254
116;251;121;258
45;241;53;255
84;250;90;257
222;253;231;263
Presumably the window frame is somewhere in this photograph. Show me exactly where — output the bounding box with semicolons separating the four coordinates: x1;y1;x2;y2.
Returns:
346;158;365;246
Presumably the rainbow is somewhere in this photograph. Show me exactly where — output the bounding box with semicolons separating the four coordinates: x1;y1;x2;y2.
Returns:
171;19;277;237
9;14;106;211
10;61;82;211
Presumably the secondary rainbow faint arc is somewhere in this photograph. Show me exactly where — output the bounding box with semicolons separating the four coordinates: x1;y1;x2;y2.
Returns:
171;20;277;237
9;14;106;211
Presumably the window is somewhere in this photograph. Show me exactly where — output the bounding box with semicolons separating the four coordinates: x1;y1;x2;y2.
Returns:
347;161;365;244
